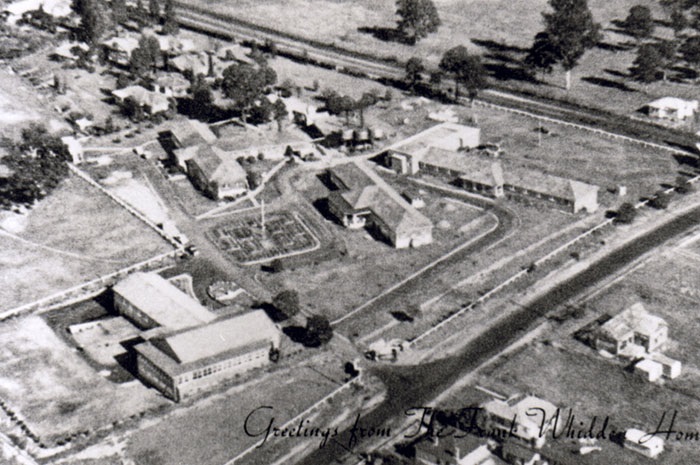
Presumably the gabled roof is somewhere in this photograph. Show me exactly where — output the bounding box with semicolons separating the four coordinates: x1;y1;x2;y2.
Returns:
113;272;215;330
504;165;598;202
134;310;280;375
483;395;557;432
599;302;667;341
418;146;504;187
102;36;139;54
647;97;698;111
186;145;247;186
391;122;481;154
112;85;170;110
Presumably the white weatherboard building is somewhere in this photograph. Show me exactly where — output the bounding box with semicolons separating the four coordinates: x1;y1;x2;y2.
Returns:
624;428;664;458
647;97;698;121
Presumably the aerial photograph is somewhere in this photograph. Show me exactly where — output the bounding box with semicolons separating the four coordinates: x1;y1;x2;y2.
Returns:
0;0;699;464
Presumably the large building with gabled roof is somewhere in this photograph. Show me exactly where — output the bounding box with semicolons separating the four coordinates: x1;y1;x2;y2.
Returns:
113;272;216;331
134;310;281;401
327;161;433;248
185;144;249;200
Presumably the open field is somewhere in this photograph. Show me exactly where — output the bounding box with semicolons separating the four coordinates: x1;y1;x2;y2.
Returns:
191;0;700;127
0;173;172;312
0;315;168;444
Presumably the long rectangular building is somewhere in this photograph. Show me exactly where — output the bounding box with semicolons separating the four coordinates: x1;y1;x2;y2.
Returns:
134;310;281;401
113;272;216;331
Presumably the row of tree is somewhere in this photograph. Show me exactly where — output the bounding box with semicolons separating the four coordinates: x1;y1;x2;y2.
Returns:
73;0;178;45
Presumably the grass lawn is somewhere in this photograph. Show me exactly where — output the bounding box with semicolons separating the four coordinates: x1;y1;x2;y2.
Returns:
0;315;169;444
0;173;172;312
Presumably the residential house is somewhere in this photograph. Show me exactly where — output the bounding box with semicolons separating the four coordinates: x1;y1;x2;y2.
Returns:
593;303;668;356
4;0;71;24
112;85;171;115
415;434;503;465
647;97;698;121
624;428;664;458
134;310;280;402
158;118;218;167
51;42;89;62
327;161;433;248
169;52;215;77
480;396;558;449
102;36;140;67
185;145;248;200
152;73;190;98
499;442;546;465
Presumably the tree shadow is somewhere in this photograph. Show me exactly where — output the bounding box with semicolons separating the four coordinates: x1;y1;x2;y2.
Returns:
596;41;632;53
673;154;700;168
670;65;698;81
257;302;289;322
603;68;628;78
581;76;634;92
471;38;528;54
357;26;411;44
484;63;538;83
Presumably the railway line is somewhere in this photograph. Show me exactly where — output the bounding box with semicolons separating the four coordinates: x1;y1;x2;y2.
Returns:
173;3;700;158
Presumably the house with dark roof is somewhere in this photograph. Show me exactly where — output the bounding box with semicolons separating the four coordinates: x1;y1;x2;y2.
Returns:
327;161;433;248
185;145;248;200
134;310;281;401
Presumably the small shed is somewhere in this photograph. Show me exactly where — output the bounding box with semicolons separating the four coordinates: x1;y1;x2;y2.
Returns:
624;428;664;458
650;353;682;379
634;358;663;382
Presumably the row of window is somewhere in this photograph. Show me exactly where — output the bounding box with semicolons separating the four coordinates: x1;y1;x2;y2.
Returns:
178;349;268;385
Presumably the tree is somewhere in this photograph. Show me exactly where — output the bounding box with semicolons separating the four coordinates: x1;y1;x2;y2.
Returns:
681;35;700;76
395;0;441;44
623;5;655;41
649;191;672;209
630;43;662;83
356;92;377;127
148;0;159;23
162;0;179;34
655;40;677;81
272;290;300;319
404;57;425;92
525;32;559;81
439;46;488;102
122;96;145;121
129;35;161;77
272;99;287;132
135;0;148;27
111;0;128;25
676;175;695;194
76;0;110;44
304;314;333;347
221;63;272;124
190;76;213;117
614;202;637;224
538;0;602;90
669;7;688;37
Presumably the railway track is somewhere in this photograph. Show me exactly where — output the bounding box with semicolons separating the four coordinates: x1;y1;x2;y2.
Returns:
172;3;700;157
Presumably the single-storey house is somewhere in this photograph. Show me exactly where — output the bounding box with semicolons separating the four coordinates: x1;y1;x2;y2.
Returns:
152;73;190;98
4;0;71;24
480;395;558;449
624;428;664;458
185;145;248;200
647;97;698;121
327;161;433;249
134;310;281;402
51;41;89;62
102;36;140;67
112;85;171;115
593;302;668;356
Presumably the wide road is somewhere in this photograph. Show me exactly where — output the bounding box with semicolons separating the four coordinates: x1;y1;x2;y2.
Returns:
293;205;700;465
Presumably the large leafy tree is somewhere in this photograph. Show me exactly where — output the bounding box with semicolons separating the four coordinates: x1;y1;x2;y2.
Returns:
525;32;559;80
304;314;333;347
623;5;655;42
111;0;128;25
222;63;277;124
537;0;601;90
630;43;662;83
681;35;700;77
76;0;110;44
162;0;179;35
129;35;161;77
395;0;441;44
405;56;425;92
439;45;488;102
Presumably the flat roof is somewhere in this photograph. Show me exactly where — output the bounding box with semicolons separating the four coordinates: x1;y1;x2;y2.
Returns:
391;122;481;154
113;272;215;330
